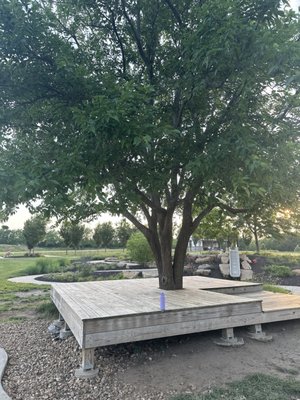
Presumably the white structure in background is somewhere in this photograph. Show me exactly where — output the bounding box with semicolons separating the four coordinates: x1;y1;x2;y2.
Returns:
188;238;220;252
229;248;241;278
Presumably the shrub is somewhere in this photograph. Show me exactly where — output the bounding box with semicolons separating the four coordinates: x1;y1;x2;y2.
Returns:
23;258;70;275
57;258;69;267
264;265;295;278
126;232;154;263
78;263;96;277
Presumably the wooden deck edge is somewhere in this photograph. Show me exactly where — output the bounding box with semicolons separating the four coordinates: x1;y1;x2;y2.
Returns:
260;308;300;324
83;311;265;348
203;284;263;295
51;287;84;348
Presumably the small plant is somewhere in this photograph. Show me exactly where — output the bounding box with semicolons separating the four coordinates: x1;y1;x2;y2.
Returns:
78;263;96;277
57;258;69;267
263;284;290;294
36;301;58;318
264;265;295;278
126;232;154;263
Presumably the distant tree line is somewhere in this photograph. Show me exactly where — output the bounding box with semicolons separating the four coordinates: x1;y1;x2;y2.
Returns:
0;217;136;253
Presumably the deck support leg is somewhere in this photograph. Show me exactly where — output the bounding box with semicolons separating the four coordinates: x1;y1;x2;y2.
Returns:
75;348;99;379
48;314;64;335
248;324;273;342
215;328;244;347
59;322;73;340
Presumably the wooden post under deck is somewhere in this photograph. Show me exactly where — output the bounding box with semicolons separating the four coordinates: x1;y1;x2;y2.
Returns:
75;348;99;379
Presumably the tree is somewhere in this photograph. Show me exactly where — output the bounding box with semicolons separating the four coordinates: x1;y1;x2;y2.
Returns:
238;204;300;253
93;223;114;250
59;222;85;253
23;216;46;254
39;230;64;248
193;208;239;249
0;1;299;288
115;219;135;249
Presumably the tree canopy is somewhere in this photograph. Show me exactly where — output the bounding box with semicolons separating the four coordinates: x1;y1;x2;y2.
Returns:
0;0;299;288
23;216;46;254
93;222;114;249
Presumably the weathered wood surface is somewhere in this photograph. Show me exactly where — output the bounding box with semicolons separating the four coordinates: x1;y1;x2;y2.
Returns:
51;277;262;319
50;277;300;350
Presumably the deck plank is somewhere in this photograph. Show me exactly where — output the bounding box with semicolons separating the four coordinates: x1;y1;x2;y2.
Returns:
51;277;300;350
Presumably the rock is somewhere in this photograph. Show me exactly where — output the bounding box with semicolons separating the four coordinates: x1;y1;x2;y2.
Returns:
125;262;142;269
184;264;194;274
195;269;211;276
104;257;119;262
117;262;127;268
195;256;214;264
221;255;229;264
240;270;253;281
219;264;230;277
142;270;158;278
292;269;300;276
47;323;61;336
240;254;251;263
241;260;252;270
122;271;142;279
186;254;197;264
196;264;212;270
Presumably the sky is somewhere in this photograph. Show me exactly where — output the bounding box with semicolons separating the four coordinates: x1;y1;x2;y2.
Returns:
4;0;300;230
291;0;300;9
5;205;121;230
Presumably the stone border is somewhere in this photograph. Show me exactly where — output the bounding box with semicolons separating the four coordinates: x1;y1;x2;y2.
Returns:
0;348;11;399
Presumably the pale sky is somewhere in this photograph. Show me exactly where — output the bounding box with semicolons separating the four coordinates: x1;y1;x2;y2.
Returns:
291;0;300;10
5;205;120;230
4;0;299;229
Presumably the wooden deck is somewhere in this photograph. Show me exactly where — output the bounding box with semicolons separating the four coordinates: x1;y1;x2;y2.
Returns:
50;276;300;376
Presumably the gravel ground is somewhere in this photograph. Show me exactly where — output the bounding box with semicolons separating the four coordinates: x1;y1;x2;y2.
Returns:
0;320;171;400
1;319;300;400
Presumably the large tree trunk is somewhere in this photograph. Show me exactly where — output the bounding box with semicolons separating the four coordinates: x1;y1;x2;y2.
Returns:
147;196;194;290
124;192;214;291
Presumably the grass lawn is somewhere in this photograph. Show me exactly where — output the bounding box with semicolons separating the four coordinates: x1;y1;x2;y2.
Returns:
0;249;125;322
171;374;300;400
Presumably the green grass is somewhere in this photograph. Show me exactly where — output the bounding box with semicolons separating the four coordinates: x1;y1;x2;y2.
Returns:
171;374;300;400
0;249;125;321
264;265;295;278
263;284;291;294
0;247;125;258
36;301;58;319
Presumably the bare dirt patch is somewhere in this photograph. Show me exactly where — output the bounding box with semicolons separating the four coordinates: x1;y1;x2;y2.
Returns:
119;321;300;395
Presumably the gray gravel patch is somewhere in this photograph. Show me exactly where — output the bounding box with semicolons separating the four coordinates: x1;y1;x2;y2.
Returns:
0;320;171;400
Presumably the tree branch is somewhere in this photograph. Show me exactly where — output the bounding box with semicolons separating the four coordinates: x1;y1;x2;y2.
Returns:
121;0;149;68
163;0;184;27
191;204;216;231
122;209;150;237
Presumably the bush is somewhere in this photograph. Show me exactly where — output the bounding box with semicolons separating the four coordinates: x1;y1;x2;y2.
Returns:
126;232;154;263
23;258;70;275
264;265;295;278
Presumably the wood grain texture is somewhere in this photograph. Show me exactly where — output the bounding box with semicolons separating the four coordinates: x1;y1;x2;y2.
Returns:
50;277;300;350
